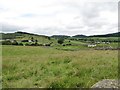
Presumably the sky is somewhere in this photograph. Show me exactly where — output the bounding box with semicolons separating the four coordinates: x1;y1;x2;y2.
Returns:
0;0;119;36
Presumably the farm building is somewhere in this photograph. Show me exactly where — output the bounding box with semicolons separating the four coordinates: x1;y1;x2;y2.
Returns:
88;44;96;48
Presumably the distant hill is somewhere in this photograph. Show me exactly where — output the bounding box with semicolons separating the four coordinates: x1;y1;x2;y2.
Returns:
16;31;48;38
1;31;119;40
1;31;49;40
72;34;87;38
72;32;120;38
89;32;120;37
51;35;70;39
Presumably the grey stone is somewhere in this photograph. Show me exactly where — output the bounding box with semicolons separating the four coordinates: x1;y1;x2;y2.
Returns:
91;79;119;88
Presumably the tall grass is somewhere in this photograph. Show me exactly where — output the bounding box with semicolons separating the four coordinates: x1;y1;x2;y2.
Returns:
0;45;2;89
2;45;118;88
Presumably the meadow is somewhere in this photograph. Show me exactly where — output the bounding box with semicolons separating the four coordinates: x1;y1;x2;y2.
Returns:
2;45;118;88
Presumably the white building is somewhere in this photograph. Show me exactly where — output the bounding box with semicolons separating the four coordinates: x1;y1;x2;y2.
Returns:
88;44;96;48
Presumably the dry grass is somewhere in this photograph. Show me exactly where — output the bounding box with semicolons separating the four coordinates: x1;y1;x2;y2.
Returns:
2;45;118;88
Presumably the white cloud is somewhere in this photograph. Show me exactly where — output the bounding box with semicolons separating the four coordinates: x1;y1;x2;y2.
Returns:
0;0;118;36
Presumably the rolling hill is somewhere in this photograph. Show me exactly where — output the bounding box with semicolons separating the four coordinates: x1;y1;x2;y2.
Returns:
89;32;120;37
1;31;119;41
0;31;54;44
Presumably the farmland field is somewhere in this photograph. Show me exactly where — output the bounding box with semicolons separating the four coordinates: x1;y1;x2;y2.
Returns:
2;45;118;88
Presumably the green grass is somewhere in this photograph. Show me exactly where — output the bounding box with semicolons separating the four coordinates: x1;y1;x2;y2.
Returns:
2;45;118;88
15;34;57;44
96;42;118;48
54;45;88;51
87;37;118;41
0;45;2;89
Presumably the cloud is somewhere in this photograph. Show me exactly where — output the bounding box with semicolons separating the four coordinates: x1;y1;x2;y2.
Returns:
0;0;118;35
1;23;26;32
20;13;38;18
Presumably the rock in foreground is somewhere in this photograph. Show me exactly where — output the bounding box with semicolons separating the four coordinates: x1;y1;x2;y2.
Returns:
91;79;119;88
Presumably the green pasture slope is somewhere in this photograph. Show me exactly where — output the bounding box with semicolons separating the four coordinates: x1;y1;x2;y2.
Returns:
0;45;2;89
2;45;118;88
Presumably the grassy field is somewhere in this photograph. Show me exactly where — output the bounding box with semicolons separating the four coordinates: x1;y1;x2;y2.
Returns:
2;45;118;88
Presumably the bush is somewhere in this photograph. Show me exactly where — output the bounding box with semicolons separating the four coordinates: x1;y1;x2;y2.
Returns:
34;43;40;46
39;44;43;46
21;40;29;42
63;44;65;46
18;43;23;46
2;40;12;45
48;37;51;40
12;40;18;45
30;43;39;46
45;44;50;46
57;38;64;44
25;43;30;46
66;44;71;46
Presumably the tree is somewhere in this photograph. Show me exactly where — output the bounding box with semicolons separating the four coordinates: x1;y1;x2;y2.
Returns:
35;39;38;45
48;37;51;40
2;40;12;45
57;38;64;44
31;37;34;42
12;40;18;45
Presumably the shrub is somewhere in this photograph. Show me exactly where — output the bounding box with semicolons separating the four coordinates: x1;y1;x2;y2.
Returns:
63;44;65;46
21;40;29;42
30;43;39;46
35;43;40;46
2;40;12;45
48;37;51;40
66;44;71;46
45;44;50;46
57;38;64;44
25;43;30;46
18;43;23;46
35;40;38;45
12;40;18;45
39;44;43;46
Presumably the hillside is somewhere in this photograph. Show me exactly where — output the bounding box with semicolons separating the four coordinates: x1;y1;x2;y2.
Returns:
1;31;119;40
89;32;120;37
51;32;119;39
51;35;70;39
1;31;119;51
1;31;55;44
1;31;49;39
72;34;87;38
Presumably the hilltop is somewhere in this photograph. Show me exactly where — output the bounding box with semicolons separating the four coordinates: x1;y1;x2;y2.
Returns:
1;31;119;40
89;32;120;37
0;31;56;45
51;32;119;39
1;31;49;40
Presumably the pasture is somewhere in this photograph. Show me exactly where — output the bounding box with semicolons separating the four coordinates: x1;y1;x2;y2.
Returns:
2;45;118;88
